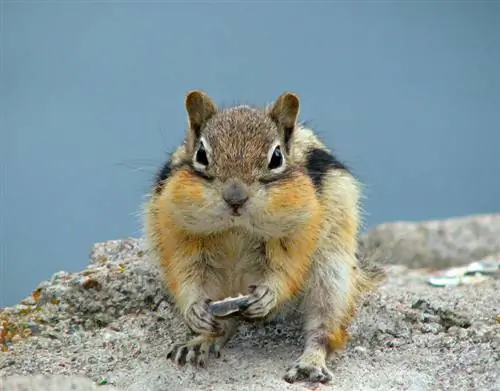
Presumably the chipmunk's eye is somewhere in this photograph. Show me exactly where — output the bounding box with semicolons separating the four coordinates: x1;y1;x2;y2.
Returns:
268;145;283;170
195;141;209;167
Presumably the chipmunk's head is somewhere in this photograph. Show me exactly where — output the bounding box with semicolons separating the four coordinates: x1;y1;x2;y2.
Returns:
165;90;319;237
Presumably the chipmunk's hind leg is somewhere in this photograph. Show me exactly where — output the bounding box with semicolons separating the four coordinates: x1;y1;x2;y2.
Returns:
284;252;358;384
167;318;237;367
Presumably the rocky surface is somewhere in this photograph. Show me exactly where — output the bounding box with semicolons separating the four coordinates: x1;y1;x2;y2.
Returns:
0;375;120;391
360;213;500;269
1;214;499;391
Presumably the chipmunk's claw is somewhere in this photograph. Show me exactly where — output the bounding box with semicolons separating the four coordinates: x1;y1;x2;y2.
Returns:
283;353;334;384
167;334;227;368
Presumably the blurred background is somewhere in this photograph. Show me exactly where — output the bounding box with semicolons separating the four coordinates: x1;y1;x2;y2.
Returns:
1;1;499;307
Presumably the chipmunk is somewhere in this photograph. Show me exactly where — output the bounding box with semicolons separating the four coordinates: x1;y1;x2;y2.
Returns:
143;90;385;384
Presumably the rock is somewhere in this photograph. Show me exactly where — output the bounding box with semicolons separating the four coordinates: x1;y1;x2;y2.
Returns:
28;238;164;330
360;213;500;269
1;214;499;390
0;375;121;391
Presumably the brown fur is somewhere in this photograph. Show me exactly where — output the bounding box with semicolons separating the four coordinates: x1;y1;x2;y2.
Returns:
143;90;384;383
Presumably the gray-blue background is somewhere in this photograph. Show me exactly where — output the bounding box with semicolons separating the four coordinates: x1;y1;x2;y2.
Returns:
1;2;499;307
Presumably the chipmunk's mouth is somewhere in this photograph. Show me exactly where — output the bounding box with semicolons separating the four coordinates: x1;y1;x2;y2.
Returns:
226;206;249;225
230;209;242;217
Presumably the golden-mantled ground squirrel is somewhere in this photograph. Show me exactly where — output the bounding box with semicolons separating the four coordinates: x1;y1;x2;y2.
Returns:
144;90;385;384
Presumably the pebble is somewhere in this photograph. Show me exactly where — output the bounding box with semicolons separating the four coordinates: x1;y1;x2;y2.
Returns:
421;323;443;334
353;346;368;354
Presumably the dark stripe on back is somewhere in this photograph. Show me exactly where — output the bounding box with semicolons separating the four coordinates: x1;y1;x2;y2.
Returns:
305;148;349;192
153;158;173;194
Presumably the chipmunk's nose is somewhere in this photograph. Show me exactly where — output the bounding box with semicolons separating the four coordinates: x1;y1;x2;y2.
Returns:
222;181;249;210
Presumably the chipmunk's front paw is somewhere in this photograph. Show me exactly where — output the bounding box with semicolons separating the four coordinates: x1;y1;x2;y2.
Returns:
283;353;334;384
241;284;276;319
167;334;224;368
185;299;223;336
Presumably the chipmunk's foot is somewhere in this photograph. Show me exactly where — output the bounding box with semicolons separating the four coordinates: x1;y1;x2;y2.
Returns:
167;335;217;367
283;351;334;384
240;284;277;319
185;299;223;336
167;322;235;368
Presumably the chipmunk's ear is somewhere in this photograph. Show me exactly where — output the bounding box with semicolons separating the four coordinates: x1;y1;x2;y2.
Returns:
185;90;217;147
268;92;300;151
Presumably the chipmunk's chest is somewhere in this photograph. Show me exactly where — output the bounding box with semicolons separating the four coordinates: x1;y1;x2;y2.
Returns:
209;230;263;268
201;230;266;294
